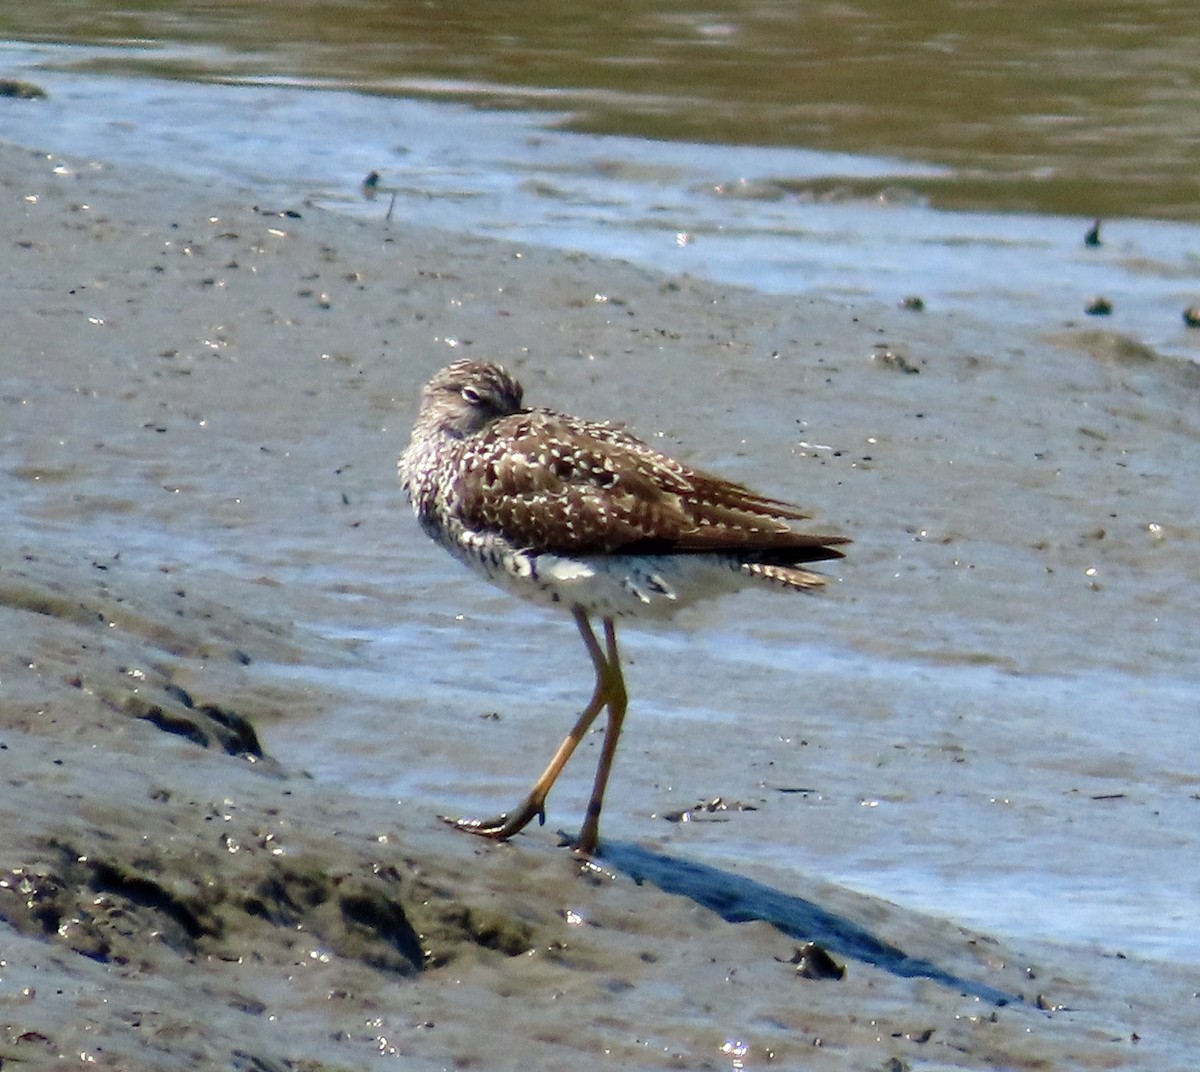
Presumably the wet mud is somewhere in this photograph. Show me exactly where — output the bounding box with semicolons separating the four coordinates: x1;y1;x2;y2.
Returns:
2;143;1198;1069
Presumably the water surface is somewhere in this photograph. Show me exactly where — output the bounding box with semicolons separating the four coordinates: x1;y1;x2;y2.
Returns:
4;0;1199;219
3;40;1199;362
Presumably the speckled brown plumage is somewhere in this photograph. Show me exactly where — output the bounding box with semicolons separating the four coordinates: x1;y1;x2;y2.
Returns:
398;359;848;854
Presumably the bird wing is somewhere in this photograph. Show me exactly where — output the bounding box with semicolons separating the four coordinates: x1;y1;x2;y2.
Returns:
455;409;847;558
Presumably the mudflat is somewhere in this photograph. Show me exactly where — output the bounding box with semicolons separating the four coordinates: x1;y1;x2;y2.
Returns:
2;143;1198;1069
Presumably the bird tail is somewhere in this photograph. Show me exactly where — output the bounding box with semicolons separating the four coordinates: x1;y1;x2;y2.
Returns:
743;561;831;591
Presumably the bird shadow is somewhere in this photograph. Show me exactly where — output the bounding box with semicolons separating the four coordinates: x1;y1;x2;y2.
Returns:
596;838;1019;1007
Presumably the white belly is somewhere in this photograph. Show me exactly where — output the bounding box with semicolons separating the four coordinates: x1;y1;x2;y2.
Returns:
431;518;755;621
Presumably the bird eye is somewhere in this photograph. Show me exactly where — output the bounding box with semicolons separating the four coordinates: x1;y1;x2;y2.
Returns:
461;386;483;405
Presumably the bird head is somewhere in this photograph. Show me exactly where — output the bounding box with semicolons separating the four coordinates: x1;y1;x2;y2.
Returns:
417;360;525;439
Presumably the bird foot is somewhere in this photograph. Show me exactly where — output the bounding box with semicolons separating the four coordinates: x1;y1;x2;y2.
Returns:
556;824;601;859
440;799;546;842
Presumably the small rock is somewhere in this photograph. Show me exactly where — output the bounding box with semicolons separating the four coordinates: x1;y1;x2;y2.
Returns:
0;79;47;100
1085;296;1113;316
778;941;846;980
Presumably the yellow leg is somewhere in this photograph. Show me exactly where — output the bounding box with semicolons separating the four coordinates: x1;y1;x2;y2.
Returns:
575;617;626;856
443;608;617;844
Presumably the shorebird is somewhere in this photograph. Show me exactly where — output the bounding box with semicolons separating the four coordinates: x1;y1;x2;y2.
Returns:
399;360;848;855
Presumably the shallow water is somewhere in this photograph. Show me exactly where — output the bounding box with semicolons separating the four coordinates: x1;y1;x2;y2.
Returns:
5;0;1200;219
3;40;1200;362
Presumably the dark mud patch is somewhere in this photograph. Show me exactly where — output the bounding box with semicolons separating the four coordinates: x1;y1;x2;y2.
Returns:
0;836;424;976
0;824;550;984
120;689;267;760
